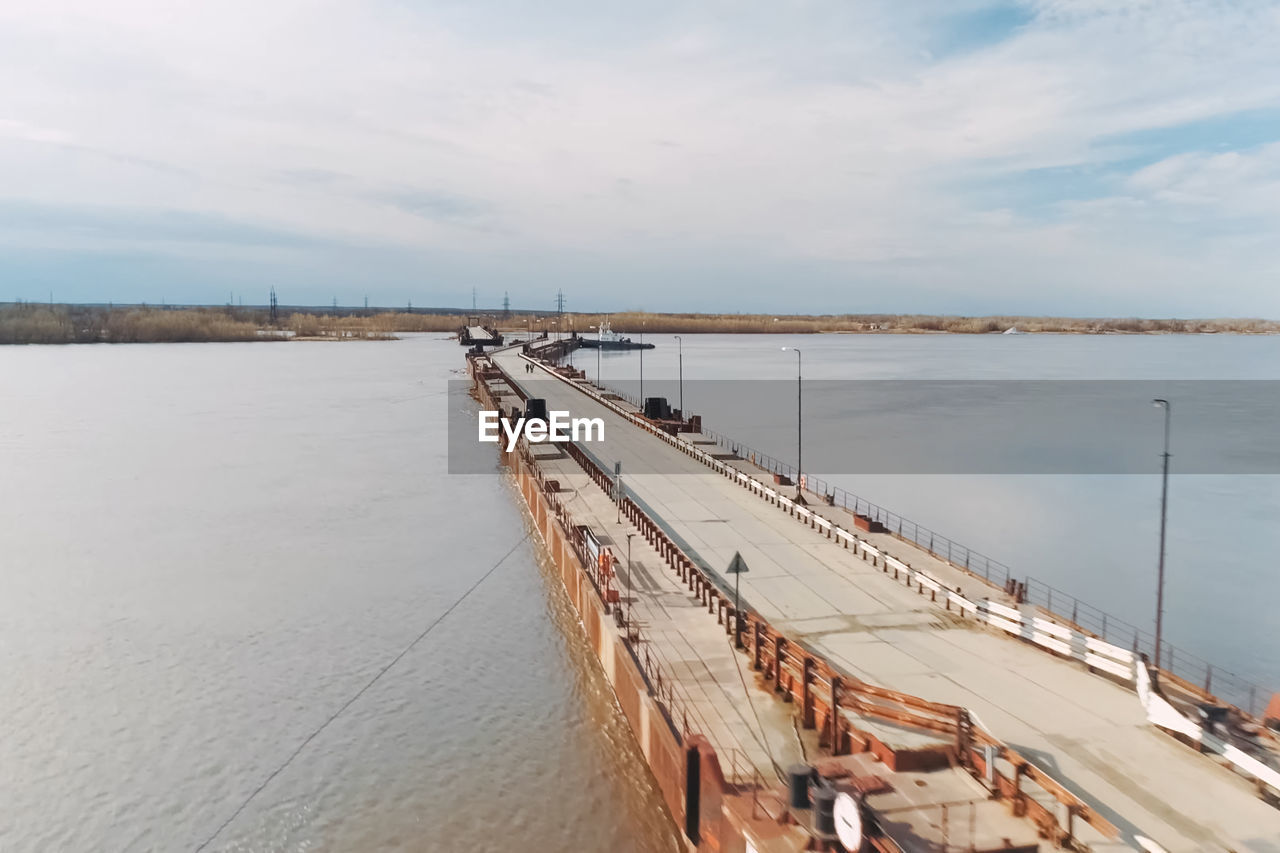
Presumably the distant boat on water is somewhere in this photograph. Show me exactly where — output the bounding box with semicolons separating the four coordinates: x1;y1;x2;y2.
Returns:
576;318;655;350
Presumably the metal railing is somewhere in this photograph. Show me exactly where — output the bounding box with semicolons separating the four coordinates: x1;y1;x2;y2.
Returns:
595;381;1271;719
697;424;1019;586
1020;577;1266;716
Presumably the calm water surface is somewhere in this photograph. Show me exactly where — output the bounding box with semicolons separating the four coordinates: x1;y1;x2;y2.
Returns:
0;335;681;852
5;331;1278;852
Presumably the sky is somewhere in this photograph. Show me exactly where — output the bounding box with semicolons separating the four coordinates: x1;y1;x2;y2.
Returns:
1;0;1279;316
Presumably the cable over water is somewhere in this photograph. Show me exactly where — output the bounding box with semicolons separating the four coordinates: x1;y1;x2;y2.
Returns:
194;532;532;852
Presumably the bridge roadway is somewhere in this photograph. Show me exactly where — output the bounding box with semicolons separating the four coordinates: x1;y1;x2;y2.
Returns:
466;325;499;342
490;347;1280;853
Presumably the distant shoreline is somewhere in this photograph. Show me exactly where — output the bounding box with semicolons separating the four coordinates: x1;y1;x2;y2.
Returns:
2;303;1276;344
0;304;453;345
512;311;1280;336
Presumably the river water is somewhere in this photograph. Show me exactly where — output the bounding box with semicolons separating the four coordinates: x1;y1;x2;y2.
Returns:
3;331;1276;851
0;335;681;852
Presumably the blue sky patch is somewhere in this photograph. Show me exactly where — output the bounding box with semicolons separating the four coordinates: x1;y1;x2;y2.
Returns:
930;3;1034;57
1092;107;1280;164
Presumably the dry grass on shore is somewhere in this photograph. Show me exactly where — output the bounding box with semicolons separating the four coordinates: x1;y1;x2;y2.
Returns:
0;304;269;344
0;304;469;344
285;311;459;336
505;311;1280;336
5;303;1277;345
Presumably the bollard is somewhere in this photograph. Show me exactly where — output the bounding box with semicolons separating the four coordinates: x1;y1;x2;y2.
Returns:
788;764;815;809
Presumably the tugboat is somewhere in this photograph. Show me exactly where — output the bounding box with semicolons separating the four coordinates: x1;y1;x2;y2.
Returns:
575;318;655;351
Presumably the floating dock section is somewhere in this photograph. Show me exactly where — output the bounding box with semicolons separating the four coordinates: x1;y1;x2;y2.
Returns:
458;317;504;348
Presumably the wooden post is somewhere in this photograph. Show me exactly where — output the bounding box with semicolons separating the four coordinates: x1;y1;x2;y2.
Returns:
753;621;763;671
830;675;843;755
803;658;816;729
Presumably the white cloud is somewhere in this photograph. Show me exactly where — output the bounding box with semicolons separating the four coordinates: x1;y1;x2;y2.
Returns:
0;0;1278;312
1127;144;1280;209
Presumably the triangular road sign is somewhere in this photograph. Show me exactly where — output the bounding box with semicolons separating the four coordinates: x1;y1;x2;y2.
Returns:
726;551;749;574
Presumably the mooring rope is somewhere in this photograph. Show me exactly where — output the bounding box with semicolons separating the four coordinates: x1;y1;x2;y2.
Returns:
194;531;532;851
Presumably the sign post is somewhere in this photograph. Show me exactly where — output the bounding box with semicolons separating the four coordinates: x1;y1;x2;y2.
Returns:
726;551;750;649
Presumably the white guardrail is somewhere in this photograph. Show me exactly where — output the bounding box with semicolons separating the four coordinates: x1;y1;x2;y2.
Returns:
1137;666;1280;794
513;353;1280;798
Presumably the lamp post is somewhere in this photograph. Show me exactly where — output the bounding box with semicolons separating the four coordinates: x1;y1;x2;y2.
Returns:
781;347;803;502
674;335;683;416
626;531;636;632
639;324;645;412
589;325;601;386
1152;398;1171;676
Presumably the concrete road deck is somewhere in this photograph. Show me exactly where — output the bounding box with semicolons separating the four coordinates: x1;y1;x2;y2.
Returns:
492;348;1280;852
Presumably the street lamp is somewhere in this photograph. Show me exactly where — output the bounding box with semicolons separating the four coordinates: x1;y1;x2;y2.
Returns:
674;335;683;416
589;325;601;386
626;531;636;632
639;323;645;412
1152;398;1171;677
781;347;803;502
